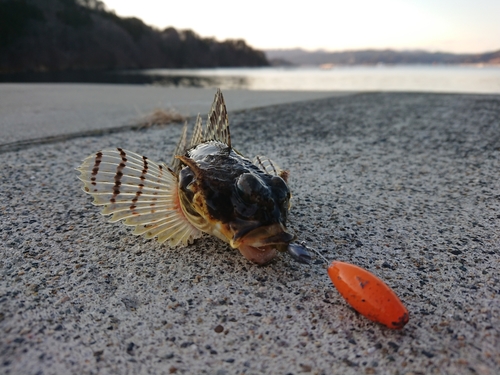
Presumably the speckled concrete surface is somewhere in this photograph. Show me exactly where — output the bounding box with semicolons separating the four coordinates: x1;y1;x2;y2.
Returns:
0;84;344;147
1;92;499;375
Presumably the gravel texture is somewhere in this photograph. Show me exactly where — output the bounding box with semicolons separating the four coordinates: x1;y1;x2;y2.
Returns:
1;91;499;375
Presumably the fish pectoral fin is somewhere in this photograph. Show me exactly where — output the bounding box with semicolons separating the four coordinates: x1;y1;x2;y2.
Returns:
77;148;202;247
253;155;288;181
205;88;231;147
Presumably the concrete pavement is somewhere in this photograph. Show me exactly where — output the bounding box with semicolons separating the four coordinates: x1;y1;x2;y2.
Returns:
0;84;345;150
0;86;499;374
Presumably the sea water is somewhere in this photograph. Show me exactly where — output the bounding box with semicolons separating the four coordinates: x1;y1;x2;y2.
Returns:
131;65;500;94
2;65;499;94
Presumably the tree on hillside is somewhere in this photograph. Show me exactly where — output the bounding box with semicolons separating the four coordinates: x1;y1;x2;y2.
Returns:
0;0;268;73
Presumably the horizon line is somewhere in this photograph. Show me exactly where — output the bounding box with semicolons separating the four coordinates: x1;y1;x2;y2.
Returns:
262;47;500;55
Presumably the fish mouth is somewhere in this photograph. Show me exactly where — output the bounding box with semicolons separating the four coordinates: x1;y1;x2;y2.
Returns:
231;223;295;265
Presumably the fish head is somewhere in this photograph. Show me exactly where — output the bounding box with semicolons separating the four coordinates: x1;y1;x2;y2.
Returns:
177;153;294;264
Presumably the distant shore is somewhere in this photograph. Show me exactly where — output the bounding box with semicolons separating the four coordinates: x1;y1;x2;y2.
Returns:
265;47;500;66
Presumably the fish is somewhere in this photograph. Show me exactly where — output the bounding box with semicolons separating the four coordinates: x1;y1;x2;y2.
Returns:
77;89;300;265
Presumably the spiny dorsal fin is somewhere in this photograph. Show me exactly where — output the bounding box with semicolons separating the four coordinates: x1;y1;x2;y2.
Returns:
190;114;204;147
205;88;231;147
253;155;289;182
253;155;281;175
77;148;202;247
170;121;189;173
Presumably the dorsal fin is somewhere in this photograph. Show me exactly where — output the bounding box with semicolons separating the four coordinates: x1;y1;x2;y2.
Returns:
170;121;188;173
253;155;282;176
205;88;231;147
190;114;204;147
253;155;289;182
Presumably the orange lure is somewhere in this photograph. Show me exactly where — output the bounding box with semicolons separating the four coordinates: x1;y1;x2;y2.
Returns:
328;261;409;329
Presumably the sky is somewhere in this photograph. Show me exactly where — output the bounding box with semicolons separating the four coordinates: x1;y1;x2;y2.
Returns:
102;0;500;53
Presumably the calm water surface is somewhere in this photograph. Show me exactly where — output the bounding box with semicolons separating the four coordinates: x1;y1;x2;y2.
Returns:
2;66;499;93
131;66;500;94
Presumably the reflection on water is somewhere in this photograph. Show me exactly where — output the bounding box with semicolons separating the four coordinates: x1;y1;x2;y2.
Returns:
143;74;249;89
0;70;230;87
1;66;499;93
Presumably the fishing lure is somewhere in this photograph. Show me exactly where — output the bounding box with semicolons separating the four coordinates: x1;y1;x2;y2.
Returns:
328;261;409;329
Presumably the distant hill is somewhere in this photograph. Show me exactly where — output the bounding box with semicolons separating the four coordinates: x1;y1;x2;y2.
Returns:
0;0;269;73
265;48;500;66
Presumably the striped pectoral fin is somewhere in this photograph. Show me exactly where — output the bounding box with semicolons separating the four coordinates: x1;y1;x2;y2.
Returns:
77;148;202;247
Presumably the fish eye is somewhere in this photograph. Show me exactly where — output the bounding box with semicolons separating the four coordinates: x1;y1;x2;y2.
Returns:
236;173;267;202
